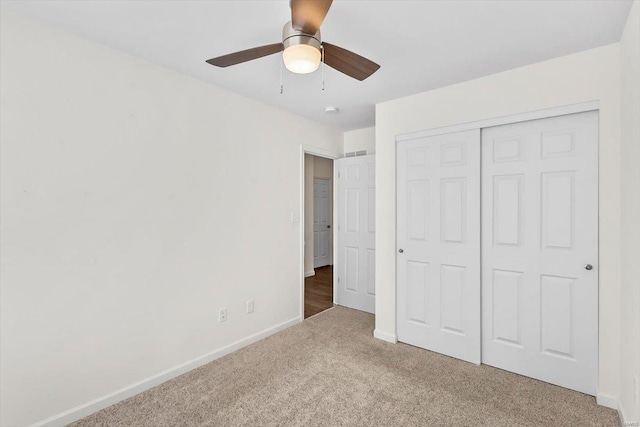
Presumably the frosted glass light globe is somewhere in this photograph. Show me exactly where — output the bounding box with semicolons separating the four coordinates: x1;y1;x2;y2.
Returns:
283;44;321;74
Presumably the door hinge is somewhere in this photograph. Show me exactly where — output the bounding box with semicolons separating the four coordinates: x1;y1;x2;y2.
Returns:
337;277;340;283
338;172;341;179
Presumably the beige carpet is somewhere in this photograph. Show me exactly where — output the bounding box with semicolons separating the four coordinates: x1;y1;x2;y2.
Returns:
72;307;619;427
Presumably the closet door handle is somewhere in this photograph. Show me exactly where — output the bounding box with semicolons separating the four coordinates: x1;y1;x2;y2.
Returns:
585;264;593;271
398;249;404;253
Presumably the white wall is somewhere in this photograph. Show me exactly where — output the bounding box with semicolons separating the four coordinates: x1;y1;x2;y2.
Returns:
343;127;375;154
0;10;342;427
375;44;622;405
619;0;640;422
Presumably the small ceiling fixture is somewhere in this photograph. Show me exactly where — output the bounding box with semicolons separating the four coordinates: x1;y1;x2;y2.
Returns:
325;106;339;113
206;0;380;81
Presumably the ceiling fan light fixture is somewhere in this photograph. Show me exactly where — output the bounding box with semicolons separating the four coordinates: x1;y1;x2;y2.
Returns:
283;44;321;74
281;21;322;74
207;6;381;82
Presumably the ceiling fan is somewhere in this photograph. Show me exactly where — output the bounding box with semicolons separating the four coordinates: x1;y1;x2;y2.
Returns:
206;0;380;81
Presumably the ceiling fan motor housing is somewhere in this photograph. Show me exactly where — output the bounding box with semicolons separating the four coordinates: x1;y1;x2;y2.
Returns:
282;21;321;51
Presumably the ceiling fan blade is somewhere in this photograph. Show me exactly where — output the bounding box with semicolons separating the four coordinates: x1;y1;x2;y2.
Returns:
291;0;333;35
322;42;380;81
206;43;284;67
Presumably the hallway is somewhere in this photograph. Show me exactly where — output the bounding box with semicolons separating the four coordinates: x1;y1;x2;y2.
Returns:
304;266;333;319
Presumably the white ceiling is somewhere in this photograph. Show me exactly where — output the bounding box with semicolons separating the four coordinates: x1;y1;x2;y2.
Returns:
1;0;633;131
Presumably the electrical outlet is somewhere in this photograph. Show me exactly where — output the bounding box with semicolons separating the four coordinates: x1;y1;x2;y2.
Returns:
219;307;227;322
246;299;254;314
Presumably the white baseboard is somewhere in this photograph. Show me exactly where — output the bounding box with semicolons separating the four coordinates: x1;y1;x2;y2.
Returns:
304;270;315;277
619;404;626;427
596;392;619;410
618;400;639;427
373;329;398;344
32;316;301;427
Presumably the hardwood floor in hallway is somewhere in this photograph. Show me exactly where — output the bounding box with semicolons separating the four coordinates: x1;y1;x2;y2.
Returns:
304;265;333;319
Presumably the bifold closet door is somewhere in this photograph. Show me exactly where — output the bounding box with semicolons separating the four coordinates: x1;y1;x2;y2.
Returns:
397;130;481;364
336;155;375;314
481;111;598;395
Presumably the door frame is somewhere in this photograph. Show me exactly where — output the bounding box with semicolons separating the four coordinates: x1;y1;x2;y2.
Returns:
300;145;341;321
394;100;601;396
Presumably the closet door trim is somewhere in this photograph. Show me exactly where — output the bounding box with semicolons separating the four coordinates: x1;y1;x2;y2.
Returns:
395;101;598;143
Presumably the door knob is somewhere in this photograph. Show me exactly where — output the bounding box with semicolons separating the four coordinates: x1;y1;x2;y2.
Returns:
327;225;331;229
398;249;404;253
585;264;593;270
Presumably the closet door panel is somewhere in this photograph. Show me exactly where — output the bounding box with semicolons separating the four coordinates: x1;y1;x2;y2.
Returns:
481;111;598;395
397;129;481;364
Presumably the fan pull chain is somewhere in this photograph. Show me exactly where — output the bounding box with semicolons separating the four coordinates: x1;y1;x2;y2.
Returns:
321;45;325;91
280;57;284;94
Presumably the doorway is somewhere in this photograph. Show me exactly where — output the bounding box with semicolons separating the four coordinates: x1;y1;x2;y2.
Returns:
304;153;334;319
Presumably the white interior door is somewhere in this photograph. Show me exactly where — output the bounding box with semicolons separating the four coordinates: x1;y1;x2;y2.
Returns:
397;130;481;364
481;111;598;395
336;155;375;314
313;178;331;268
